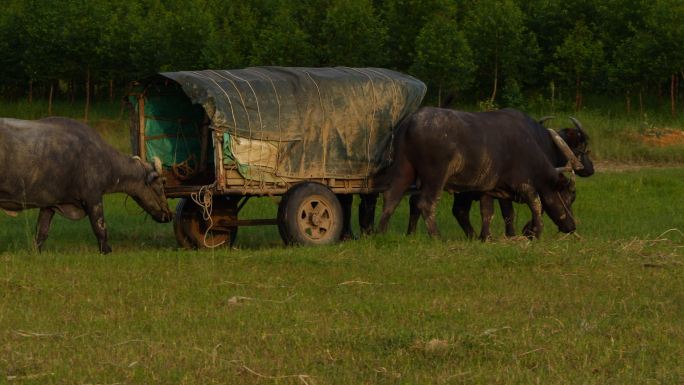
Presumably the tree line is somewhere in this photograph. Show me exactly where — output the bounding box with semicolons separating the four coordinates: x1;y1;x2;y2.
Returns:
1;0;683;116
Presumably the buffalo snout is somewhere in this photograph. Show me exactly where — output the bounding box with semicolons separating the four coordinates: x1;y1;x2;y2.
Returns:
153;209;173;223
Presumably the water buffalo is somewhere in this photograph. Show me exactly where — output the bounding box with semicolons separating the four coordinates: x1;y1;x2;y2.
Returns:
378;107;577;238
0;117;173;253
406;113;593;239
338;193;379;240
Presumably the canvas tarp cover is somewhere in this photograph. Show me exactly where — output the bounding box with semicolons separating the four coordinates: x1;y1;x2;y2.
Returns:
160;67;426;181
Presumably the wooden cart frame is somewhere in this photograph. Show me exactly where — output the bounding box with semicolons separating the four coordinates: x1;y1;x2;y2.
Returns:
128;67;425;248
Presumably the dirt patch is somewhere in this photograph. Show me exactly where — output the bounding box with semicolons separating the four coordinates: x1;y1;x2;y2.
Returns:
631;128;684;147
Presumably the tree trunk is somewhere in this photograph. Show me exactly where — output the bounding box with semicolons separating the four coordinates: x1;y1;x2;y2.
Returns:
639;87;644;119
550;81;555;111
490;61;498;104
575;75;582;111
48;82;54;115
84;67;91;123
671;73;676;117
625;90;631;114
28;79;33;104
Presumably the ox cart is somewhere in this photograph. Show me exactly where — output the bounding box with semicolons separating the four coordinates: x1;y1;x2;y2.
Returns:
127;67;425;248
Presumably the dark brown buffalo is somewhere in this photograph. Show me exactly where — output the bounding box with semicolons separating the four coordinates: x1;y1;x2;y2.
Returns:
0;117;173;253
406;113;593;239
378;107;576;238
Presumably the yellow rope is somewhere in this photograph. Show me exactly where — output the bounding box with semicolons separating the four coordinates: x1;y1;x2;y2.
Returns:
189;184;225;248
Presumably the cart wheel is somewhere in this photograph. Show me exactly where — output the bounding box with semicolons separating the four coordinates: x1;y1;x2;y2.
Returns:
277;183;343;246
173;198;238;249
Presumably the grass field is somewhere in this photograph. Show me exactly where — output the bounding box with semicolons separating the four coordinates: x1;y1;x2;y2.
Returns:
1;102;683;383
2;167;683;384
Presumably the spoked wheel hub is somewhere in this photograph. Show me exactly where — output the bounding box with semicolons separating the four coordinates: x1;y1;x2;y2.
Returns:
278;183;343;245
297;197;334;240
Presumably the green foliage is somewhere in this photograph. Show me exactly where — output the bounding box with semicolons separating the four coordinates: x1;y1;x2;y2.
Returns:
379;0;454;71
1;0;684;110
411;11;475;105
643;0;684;75
550;22;605;89
202;2;257;69
0;1;26;92
18;0;67;83
463;0;537;102
249;0;316;66
320;0;388;67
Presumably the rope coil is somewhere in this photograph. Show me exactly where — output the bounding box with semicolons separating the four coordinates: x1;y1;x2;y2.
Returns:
189;184;225;248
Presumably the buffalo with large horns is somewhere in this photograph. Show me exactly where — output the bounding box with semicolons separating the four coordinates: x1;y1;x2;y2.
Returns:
378;107;578;239
405;112;593;240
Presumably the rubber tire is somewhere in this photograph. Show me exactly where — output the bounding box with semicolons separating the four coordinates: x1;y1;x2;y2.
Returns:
173;198;238;249
277;183;343;246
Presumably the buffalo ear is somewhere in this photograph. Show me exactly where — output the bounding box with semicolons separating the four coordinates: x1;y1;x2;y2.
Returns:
146;171;159;185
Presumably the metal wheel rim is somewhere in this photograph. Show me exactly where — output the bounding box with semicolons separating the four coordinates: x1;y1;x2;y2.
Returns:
295;194;335;242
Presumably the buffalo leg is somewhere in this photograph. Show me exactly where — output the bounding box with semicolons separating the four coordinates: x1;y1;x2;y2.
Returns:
378;160;415;233
499;199;516;237
337;194;354;241
452;192;476;239
416;183;443;238
35;208;55;251
522;209;546;237
521;191;544;239
358;193;377;235
85;200;112;254
479;195;495;241
406;193;420;235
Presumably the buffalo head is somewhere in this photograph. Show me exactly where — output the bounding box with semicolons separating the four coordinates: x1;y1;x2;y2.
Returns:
131;156;173;223
540;172;576;234
559;117;594;177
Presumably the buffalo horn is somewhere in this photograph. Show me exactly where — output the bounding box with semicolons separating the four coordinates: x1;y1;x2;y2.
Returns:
152;156;163;174
538;116;555;125
547;129;584;171
569;116;586;135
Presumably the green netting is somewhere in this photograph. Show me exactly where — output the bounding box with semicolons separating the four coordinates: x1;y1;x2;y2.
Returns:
128;82;209;170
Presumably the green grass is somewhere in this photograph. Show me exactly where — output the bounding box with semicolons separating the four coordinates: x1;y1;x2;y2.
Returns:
1;101;683;383
1;168;683;384
564;109;684;163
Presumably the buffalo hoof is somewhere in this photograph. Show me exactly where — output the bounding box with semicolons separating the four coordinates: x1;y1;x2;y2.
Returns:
522;224;541;239
339;231;358;241
100;245;113;254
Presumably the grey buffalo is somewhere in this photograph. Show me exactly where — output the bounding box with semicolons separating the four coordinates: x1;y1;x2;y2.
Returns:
1;117;172;253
